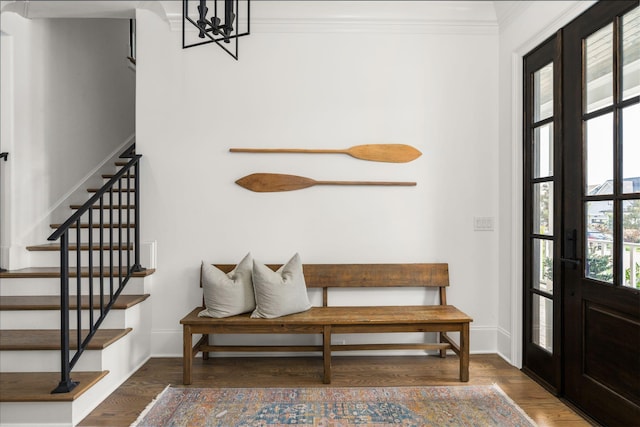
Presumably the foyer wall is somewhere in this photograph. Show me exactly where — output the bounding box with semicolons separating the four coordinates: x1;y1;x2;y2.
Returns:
0;14;135;267
136;2;501;356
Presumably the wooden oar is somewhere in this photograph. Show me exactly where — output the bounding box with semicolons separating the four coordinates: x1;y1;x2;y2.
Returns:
229;144;422;163
236;173;417;192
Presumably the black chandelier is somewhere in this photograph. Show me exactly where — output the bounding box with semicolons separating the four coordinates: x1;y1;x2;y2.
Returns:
183;0;250;60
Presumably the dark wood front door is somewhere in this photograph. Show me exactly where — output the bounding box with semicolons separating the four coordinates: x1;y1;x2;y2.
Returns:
562;2;639;425
524;2;640;425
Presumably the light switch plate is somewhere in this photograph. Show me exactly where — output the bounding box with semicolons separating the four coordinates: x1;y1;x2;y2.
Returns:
474;217;494;231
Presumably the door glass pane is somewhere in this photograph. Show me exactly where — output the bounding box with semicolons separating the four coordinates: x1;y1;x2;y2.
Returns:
534;123;553;178
532;294;553;352
534;182;553;235
622;104;640;194
585;23;613;113
534;63;553;121
622;6;640;100
586;200;614;283
533;238;554;293
623;200;640;289
586;113;614;195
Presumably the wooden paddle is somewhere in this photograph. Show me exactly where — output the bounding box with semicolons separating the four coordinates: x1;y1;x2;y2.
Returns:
236;173;417;192
229;144;422;163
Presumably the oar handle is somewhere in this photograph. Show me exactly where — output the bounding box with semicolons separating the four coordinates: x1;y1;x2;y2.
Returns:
315;181;417;187
230;148;344;154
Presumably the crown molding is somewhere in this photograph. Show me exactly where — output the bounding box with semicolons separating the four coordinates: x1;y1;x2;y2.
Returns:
172;15;498;35
493;1;531;33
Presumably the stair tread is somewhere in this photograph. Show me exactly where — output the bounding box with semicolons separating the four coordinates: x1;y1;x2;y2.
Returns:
0;294;150;310
102;174;135;178
0;267;155;278
27;242;133;251
0;328;132;350
50;223;135;229
87;188;135;192
70;205;135;209
0;371;109;402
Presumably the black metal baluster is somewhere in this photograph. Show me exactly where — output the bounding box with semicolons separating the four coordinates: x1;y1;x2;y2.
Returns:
127;169;131;271
109;188;114;298
52;232;77;393
132;158;144;272
118;178;123;290
88;208;94;328
76;219;82;355
99;196;104;316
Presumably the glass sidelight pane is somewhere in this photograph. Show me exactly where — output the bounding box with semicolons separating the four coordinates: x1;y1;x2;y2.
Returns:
623;200;640;289
533;238;554;293
623;104;640;194
586;200;614;283
534;63;553;121
534;182;553;235
586;113;614;195
585;24;613;113
622;6;640;100
532;294;553;352
534;123;554;178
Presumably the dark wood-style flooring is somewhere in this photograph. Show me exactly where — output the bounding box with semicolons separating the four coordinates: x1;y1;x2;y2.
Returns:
79;354;591;426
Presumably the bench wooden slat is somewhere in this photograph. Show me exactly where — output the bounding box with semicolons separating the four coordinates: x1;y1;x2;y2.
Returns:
208;263;449;288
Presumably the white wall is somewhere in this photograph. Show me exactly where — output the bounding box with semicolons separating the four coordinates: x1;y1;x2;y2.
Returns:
136;2;501;356
495;1;596;365
0;14;135;268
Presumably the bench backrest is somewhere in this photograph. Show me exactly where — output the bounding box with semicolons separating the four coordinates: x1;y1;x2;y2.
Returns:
211;263;450;307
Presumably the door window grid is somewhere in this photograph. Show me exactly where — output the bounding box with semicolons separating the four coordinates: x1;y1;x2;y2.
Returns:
528;59;555;353
583;8;640;289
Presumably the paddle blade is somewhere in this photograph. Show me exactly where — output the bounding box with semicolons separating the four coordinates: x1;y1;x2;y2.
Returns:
348;144;422;163
235;173;317;192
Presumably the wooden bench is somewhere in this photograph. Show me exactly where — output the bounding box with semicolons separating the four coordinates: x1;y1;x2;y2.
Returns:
180;263;473;385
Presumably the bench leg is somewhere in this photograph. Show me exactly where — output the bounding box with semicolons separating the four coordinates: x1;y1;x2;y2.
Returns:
439;332;447;358
460;323;470;382
323;325;331;384
183;325;193;385
202;334;210;360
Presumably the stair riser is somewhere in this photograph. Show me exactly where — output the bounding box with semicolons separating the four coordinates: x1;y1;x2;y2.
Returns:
0;401;73;426
29;250;135;267
1;349;108;372
0;309;128;330
0;277;151;297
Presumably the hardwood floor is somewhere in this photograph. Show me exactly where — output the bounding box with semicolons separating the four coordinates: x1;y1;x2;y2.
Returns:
79;354;591;426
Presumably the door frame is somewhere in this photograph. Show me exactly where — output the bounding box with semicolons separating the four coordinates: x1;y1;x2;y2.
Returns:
508;1;597;369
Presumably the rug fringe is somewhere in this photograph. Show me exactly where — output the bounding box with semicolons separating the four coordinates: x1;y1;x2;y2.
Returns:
130;385;171;427
491;383;538;426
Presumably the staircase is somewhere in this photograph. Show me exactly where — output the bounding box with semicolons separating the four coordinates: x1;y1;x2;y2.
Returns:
0;153;154;426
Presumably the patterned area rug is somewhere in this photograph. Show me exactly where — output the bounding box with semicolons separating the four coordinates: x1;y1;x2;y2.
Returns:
132;385;537;427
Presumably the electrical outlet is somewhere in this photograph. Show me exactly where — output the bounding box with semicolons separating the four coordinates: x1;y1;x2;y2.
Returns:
474;217;494;231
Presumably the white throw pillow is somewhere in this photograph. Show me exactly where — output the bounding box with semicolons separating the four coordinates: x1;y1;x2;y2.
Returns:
198;253;255;318
251;253;312;318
